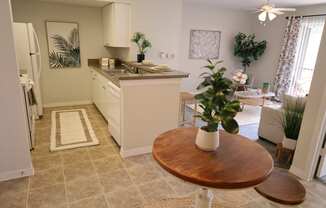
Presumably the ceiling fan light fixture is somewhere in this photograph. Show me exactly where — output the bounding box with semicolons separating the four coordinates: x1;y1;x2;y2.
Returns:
268;12;277;21
258;11;267;22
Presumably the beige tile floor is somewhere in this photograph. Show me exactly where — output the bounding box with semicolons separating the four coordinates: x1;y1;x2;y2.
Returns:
0;105;326;208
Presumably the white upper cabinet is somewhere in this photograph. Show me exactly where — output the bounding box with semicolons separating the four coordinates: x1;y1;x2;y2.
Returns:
103;3;131;48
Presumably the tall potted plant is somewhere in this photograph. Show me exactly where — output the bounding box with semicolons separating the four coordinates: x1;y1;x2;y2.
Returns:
281;100;306;150
195;60;241;151
131;32;152;63
234;32;267;72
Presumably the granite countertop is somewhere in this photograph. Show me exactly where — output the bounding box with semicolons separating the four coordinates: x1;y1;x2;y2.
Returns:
88;59;189;87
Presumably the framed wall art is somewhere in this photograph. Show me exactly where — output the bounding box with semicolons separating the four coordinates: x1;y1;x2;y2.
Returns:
189;30;221;59
46;21;81;69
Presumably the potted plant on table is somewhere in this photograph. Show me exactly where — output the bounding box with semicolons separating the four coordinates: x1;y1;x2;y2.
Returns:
281;100;306;150
195;60;241;151
131;32;152;63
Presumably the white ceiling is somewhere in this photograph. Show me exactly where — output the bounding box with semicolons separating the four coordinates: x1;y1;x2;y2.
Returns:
38;0;326;9
38;0;115;7
187;0;326;10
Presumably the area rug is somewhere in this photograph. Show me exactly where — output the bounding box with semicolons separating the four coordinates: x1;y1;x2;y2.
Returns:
50;109;99;151
187;104;261;126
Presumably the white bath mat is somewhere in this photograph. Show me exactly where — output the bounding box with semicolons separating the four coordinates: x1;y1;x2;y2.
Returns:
50;109;99;151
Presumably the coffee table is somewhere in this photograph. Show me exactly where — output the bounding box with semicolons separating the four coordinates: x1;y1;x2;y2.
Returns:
152;128;274;208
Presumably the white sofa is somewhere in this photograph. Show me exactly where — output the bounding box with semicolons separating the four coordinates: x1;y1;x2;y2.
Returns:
258;95;306;144
258;104;284;144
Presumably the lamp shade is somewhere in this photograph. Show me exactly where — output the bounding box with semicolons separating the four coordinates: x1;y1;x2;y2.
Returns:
268;12;277;21
258;11;267;21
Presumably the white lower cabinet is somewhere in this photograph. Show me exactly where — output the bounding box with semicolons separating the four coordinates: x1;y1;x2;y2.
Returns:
106;81;121;145
91;69;121;145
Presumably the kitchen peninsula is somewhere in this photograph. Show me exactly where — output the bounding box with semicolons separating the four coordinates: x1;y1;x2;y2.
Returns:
88;59;189;157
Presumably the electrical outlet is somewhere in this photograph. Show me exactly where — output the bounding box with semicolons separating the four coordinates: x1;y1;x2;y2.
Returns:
159;52;166;59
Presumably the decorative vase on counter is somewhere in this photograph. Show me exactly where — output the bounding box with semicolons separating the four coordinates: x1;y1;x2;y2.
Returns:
195;128;220;151
137;53;145;63
262;82;270;94
282;137;297;150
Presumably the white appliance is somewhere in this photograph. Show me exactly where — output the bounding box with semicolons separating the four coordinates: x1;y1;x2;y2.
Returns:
13;22;43;118
20;75;36;150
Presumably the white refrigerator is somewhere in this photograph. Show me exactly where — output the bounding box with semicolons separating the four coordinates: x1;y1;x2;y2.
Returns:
13;22;43;118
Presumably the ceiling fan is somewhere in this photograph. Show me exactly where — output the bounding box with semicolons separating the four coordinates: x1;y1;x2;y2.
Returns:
256;1;296;22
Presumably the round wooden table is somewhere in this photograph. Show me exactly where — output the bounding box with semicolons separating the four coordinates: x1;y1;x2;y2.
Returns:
152;128;274;207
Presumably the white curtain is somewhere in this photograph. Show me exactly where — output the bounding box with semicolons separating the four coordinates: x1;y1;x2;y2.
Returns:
288;16;325;96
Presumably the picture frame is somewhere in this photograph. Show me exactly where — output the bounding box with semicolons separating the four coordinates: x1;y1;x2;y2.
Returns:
45;21;81;69
189;29;221;60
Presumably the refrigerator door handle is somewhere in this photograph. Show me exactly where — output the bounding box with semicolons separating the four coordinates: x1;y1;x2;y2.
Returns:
31;26;42;79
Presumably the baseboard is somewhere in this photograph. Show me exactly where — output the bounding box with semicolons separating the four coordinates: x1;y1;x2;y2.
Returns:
120;146;152;158
0;167;34;182
289;165;308;181
43;100;92;108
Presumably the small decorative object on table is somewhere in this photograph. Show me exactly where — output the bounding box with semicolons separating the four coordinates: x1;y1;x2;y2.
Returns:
131;32;152;63
232;70;248;91
194;59;241;151
232;70;248;85
262;82;270;93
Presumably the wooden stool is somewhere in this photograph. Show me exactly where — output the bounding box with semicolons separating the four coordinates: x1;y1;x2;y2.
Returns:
255;169;306;205
179;92;197;127
276;143;295;164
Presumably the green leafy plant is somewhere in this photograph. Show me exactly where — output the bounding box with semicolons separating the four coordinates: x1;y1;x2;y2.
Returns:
195;60;241;133
49;28;80;68
281;100;306;140
131;32;152;55
234;32;267;72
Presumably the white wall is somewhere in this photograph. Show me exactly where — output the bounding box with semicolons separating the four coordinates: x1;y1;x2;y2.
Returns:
0;0;33;181
179;1;253;92
11;0;110;107
290;22;326;180
250;17;287;88
112;0;183;69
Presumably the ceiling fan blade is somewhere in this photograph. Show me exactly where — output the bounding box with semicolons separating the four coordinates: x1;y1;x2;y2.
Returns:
271;9;284;15
275;8;296;12
253;9;263;13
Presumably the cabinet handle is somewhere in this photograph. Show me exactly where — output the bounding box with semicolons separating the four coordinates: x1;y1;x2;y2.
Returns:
102;86;106;90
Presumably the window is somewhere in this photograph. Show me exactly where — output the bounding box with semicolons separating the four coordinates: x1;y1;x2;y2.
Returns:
288;16;325;96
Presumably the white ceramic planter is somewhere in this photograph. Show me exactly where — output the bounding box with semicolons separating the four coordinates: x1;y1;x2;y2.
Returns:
195;128;219;151
282;137;297;150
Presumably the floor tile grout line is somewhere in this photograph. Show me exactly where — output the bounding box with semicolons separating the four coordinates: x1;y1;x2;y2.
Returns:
60;150;70;208
123;163;148;205
26;175;31;208
86;132;111;208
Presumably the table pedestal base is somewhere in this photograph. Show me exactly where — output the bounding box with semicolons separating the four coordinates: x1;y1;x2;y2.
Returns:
195;188;213;208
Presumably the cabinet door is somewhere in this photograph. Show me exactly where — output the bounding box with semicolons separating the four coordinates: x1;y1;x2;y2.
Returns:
102;4;113;46
92;71;100;108
112;3;130;48
107;81;121;145
103;3;130;48
98;75;108;120
91;70;97;103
